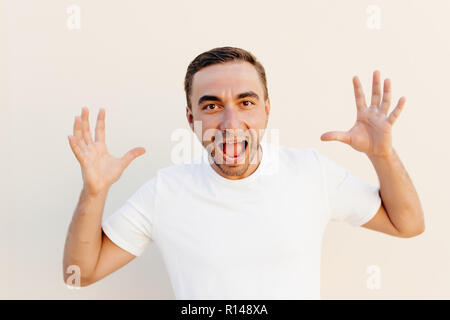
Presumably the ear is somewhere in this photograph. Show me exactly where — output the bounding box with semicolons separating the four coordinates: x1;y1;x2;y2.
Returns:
265;97;271;117
186;106;194;132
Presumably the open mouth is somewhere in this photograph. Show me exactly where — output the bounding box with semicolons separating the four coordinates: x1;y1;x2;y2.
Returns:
216;140;248;163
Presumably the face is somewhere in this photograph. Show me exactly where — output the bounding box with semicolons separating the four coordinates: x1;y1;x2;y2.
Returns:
186;61;270;180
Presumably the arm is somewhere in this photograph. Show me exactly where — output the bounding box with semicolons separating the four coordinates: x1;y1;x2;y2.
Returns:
63;107;146;286
321;70;425;238
63;187;136;287
362;148;424;237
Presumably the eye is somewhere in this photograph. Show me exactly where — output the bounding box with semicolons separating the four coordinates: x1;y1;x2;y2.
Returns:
203;104;217;111
242;100;254;107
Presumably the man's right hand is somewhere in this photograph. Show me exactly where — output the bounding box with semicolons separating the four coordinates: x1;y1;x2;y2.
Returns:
68;107;146;195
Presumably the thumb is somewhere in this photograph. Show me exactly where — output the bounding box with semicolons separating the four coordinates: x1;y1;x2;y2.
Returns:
121;147;146;168
320;131;351;145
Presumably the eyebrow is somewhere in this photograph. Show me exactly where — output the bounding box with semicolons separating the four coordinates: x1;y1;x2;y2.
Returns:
197;91;260;106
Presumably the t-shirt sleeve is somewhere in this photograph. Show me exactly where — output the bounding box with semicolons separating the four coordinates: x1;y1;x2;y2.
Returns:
101;177;157;256
313;149;382;227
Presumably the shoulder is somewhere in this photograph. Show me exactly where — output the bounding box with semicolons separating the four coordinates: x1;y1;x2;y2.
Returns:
155;159;203;186
260;143;321;177
273;144;320;167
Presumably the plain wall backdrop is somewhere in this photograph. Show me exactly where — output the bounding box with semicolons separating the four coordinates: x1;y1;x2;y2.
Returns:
2;0;449;299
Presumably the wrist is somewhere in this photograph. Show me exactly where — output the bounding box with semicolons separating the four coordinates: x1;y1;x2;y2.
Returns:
367;147;396;162
82;185;110;198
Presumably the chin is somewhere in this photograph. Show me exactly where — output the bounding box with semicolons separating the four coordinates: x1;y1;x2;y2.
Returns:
213;144;255;178
216;161;250;177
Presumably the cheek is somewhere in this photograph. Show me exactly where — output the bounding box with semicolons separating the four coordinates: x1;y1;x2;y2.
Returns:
200;123;221;147
244;109;268;129
190;115;217;139
249;110;269;141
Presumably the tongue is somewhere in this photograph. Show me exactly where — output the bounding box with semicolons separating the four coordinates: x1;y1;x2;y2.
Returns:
223;142;244;157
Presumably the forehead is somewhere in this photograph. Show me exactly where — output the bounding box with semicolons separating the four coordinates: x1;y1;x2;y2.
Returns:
191;61;262;98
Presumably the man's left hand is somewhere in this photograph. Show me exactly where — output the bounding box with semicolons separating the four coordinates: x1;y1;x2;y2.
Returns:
321;70;406;159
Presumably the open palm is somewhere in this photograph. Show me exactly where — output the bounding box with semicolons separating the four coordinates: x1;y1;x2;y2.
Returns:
321;70;406;158
68;107;146;195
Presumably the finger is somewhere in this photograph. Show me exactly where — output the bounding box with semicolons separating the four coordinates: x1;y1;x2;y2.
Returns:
73;116;87;150
121;147;146;169
353;76;367;110
370;70;381;107
387;96;406;125
320;131;351;145
95;108;106;143
81;107;94;145
380;78;392;114
68;135;84;163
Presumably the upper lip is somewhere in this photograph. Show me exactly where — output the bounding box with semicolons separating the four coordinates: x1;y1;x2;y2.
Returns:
219;140;246;144
216;137;248;144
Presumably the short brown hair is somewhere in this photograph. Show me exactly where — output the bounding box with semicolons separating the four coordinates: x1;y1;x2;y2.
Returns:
184;46;269;110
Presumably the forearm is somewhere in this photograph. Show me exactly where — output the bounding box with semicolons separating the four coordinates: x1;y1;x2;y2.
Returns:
63;187;109;283
368;148;425;236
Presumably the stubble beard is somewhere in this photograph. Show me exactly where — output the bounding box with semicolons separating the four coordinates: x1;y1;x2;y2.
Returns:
209;139;260;177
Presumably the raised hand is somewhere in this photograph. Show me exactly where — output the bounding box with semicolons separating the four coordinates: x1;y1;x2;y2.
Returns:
320;70;406;158
68;107;146;195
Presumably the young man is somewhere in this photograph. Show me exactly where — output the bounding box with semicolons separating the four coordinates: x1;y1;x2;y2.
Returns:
63;47;425;299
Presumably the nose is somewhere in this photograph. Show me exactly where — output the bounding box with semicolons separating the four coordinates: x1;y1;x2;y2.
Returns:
219;105;243;131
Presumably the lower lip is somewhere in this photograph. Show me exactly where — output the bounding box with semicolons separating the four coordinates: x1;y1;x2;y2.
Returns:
217;142;248;164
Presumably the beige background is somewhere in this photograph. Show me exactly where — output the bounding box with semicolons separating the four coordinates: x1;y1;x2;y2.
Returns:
2;0;449;299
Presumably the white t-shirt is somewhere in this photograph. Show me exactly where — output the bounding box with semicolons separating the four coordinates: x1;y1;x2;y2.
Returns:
101;142;381;299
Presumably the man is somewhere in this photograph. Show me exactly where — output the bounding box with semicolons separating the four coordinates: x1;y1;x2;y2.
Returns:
63;46;425;299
